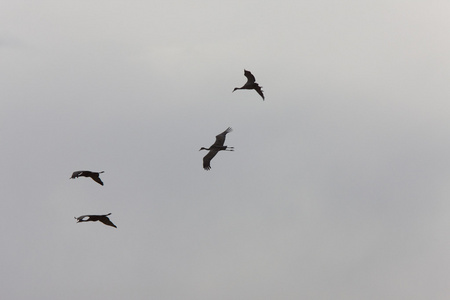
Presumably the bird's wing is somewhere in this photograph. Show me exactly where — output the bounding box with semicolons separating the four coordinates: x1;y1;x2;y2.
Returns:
99;216;117;228
213;127;233;147
244;70;256;84
254;85;265;100
90;174;104;186
203;150;219;170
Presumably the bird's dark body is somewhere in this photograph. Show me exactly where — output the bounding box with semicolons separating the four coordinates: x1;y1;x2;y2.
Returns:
233;70;265;100
75;213;117;228
211;146;227;151
200;127;234;170
70;170;104;186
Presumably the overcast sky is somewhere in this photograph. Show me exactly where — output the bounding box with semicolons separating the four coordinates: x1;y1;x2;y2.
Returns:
2;1;450;299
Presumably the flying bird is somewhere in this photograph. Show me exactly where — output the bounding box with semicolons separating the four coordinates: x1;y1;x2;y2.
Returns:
70;170;104;186
199;127;234;170
74;213;117;228
233;69;265;100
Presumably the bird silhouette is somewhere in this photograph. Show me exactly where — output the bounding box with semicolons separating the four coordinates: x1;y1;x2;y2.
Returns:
74;213;117;228
70;170;104;186
233;69;264;100
199;127;234;170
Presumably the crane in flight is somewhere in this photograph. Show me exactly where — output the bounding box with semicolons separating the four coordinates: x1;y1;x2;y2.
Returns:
199;127;234;170
70;170;105;186
233;70;265;100
74;213;117;228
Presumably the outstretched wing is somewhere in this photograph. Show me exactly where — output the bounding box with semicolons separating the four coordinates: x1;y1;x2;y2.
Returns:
99;216;117;228
254;84;265;100
244;70;256;84
90;173;104;186
203;150;219;170
212;127;233;147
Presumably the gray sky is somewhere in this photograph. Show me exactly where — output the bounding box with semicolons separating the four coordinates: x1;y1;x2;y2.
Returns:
2;1;450;299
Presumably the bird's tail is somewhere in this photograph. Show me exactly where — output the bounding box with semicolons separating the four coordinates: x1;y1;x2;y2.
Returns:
99;171;105;174
106;213;111;216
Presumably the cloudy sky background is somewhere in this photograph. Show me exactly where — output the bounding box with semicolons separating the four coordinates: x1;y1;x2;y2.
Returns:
2;1;450;299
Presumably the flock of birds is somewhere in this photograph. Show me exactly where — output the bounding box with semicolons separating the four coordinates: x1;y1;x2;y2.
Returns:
71;69;265;228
